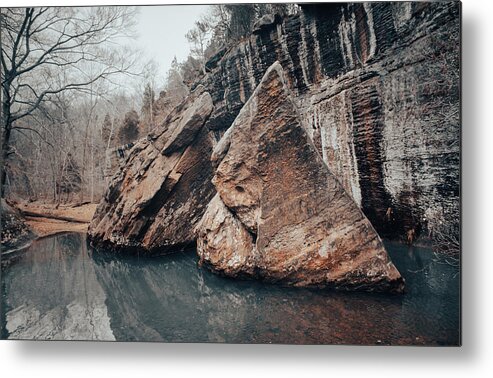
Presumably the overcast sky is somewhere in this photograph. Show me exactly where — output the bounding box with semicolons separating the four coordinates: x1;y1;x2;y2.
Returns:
134;5;210;85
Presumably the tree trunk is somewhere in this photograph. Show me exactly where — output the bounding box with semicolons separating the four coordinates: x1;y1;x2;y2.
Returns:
1;84;13;198
149;91;153;133
90;125;95;203
18;208;89;224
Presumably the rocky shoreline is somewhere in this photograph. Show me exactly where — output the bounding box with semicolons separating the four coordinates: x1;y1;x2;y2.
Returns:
4;2;459;294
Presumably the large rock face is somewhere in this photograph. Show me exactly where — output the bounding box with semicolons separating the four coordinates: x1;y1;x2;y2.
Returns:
196;62;404;293
201;2;460;242
88;86;216;253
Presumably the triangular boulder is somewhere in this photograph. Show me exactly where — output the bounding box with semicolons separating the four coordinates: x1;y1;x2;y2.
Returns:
196;62;404;293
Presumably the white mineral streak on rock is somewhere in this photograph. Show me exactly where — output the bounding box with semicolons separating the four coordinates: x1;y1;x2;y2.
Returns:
392;2;413;30
277;22;299;93
313;94;362;207
343;94;363;207
309;15;323;80
298;14;311;88
363;3;378;60
243;42;257;94
338;12;355;68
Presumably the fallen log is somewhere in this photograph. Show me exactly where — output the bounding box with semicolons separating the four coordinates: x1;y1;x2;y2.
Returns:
18;209;89;224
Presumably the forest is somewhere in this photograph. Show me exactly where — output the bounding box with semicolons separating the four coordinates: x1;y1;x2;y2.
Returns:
1;4;297;205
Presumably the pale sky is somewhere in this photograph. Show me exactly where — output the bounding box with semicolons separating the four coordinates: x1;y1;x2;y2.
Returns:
134;5;211;85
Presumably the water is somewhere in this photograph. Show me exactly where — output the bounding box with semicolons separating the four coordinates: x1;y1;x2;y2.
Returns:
1;232;460;345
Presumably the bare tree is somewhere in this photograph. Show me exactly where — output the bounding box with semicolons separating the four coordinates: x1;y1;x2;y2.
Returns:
206;4;298;45
210;5;232;39
101;113;113;147
140;82;155;134
165;57;189;105
185;19;212;75
0;6;139;197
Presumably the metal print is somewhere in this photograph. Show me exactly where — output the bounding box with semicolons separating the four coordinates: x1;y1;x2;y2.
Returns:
0;2;461;345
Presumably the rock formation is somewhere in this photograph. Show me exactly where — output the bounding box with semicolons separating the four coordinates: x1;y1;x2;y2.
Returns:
201;2;460;242
196;62;404;293
88;86;216;254
1;199;36;253
88;2;457;292
93;2;459;248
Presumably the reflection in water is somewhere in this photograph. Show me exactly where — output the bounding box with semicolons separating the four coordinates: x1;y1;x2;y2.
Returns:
1;234;114;341
1;233;460;344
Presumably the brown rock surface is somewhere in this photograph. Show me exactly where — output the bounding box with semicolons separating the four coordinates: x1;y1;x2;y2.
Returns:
197;194;257;277
88;86;216;253
197;62;404;292
161;91;214;155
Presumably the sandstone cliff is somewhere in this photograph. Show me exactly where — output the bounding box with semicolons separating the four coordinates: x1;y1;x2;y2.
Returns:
200;2;460;241
88;2;458;291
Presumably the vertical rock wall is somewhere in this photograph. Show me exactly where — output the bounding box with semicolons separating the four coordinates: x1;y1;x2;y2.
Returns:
201;2;460;240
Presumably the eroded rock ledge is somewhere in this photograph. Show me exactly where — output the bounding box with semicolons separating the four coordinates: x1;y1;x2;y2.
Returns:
196;62;404;293
88;86;216;254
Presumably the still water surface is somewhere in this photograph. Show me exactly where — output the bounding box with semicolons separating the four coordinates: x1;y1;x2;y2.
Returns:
1;232;460;345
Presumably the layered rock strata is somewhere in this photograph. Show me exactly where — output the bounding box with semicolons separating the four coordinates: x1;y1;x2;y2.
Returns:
88;86;216;253
196;62;404;293
201;2;460;241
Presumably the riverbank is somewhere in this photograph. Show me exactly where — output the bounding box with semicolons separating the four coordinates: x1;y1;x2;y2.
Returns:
14;201;97;238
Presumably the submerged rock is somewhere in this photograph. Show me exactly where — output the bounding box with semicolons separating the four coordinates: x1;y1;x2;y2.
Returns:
197;62;404;293
88;86;216;254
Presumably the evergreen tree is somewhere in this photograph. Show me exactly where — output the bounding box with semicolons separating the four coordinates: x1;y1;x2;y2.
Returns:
141;83;156;134
101;113;114;147
118;110;140;145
